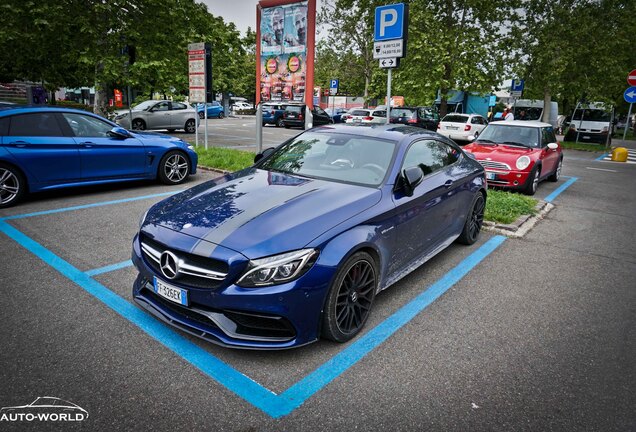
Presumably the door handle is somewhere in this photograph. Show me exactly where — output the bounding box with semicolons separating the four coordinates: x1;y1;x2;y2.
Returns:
9;141;28;148
80;142;95;148
444;180;453;188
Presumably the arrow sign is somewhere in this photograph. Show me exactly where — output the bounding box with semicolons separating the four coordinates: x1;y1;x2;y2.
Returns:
628;69;636;86
379;57;398;69
624;86;636;104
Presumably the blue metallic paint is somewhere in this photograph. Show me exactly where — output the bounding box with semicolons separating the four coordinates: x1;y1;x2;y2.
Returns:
0;107;197;195
132;124;486;348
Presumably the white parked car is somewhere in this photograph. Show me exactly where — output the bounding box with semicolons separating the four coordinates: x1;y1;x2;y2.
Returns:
345;109;371;124
231;102;253;111
361;109;387;124
437;113;488;142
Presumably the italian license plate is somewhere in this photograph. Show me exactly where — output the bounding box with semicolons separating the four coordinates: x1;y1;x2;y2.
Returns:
486;172;496;180
153;277;188;306
353;119;361;123
448;126;458;130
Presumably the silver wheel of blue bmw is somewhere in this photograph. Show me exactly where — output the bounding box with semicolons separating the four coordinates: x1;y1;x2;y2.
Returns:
158;152;189;185
0;165;24;208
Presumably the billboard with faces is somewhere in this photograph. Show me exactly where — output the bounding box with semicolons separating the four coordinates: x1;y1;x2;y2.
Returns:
257;0;314;105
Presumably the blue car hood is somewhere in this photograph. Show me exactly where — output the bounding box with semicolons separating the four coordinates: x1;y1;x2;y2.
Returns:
144;168;382;259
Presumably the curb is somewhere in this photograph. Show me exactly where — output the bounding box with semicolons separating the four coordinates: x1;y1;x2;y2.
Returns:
483;200;554;238
197;166;230;176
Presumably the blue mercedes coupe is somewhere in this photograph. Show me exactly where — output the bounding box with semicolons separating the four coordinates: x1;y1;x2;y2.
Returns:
132;124;487;349
0;106;198;208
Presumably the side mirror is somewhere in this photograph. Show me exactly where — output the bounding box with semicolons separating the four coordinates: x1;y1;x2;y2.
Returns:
254;147;275;164
474;130;480;137
547;142;558;150
109;126;132;139
401;166;424;197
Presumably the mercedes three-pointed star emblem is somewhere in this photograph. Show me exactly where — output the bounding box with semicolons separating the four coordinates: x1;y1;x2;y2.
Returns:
160;251;179;279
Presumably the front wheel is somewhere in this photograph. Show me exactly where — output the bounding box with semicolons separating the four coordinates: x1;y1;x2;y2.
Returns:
457;192;485;245
184;119;196;133
158;151;190;185
218;112;225;119
322;251;378;343
0;163;26;208
131;118;146;131
523;166;540;195
276;118;285;128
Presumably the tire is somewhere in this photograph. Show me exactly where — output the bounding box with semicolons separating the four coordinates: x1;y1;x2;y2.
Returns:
184;119;196;133
322;251;378;343
218;112;224;119
276;118;285;128
457;192;486;245
131;118;146;131
523;165;540;195
0;163;26;208
158;151;190;185
548;157;562;182
284;125;290;129
167;129;176;133
198;112;205;119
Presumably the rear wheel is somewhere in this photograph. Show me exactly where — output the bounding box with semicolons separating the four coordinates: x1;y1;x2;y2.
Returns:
0;163;26;208
276;118;285;128
457;192;485;245
548;158;562;182
184;119;196;133
158;151;190;185
198;112;205;119
322;251;377;343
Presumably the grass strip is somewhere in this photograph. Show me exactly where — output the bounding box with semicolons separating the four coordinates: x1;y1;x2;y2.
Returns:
193;145;254;172
485;189;538;224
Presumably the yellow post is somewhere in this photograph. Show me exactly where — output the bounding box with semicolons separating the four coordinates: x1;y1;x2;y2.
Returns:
611;147;628;162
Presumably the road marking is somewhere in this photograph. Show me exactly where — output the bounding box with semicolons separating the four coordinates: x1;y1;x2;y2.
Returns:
85;260;133;276
585;167;617;172
0;196;507;418
544;176;578;203
598;149;636;164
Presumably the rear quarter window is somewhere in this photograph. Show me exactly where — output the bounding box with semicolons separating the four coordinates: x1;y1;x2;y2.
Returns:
8;113;65;137
0;117;8;136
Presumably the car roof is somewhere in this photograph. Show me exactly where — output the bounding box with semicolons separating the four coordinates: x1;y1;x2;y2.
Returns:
311;123;452;143
490;120;552;128
0;105;107;117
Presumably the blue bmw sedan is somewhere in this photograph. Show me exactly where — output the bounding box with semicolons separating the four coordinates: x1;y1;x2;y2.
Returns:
0;106;198;207
132;124;487;349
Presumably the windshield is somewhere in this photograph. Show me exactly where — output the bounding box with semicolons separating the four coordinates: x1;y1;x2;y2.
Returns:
477;124;540;148
572;109;611;121
133;100;156;111
442;114;468;123
350;109;370;116
259;132;396;186
391;108;415;118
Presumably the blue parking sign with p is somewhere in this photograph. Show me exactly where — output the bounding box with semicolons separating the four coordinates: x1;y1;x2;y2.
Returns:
375;4;405;41
330;79;339;90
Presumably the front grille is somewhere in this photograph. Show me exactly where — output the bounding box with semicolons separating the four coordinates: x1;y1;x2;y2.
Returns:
140;232;228;289
478;160;511;171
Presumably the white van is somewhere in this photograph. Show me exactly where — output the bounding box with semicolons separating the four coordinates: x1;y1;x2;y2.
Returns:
564;102;612;144
512;99;559;128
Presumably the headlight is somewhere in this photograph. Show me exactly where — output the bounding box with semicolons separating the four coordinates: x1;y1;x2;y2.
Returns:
187;145;195;150
139;209;149;229
516;155;531;170
115;113;129;120
237;249;318;287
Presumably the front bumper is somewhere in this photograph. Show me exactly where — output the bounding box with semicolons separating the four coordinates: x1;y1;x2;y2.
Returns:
484;168;531;189
131;233;332;349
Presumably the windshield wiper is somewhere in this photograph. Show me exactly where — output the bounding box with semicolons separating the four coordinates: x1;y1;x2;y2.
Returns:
502;141;532;148
475;139;497;145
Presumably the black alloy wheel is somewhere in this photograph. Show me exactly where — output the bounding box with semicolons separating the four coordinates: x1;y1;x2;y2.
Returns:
184;119;196;133
131;118;146;130
457;192;486;245
322;251;377;342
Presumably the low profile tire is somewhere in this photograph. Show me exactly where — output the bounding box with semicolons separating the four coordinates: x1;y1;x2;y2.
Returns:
548;158;563;182
276;118;285;128
0;163;26;208
158;151;190;185
131;118;146;131
184;119;196;133
523;166;540;195
457;192;486;245
218;112;225;119
322;251;378;343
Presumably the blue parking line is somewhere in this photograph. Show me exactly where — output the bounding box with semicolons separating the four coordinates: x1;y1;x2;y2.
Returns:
0;213;507;418
85;260;133;276
595;153;609;161
0;190;182;221
544;177;578;203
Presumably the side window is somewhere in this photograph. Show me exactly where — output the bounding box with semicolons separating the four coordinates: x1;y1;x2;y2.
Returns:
171;102;187;110
61;113;113;138
8;113;64;137
541;128;553;146
0;117;9;136
152;102;170;112
402;140;457;175
315;107;327;116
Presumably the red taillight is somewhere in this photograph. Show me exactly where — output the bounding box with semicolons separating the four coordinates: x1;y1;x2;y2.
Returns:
270;110;275;115
363;116;373;121
299;114;303;120
464;124;471;131
407;119;418;124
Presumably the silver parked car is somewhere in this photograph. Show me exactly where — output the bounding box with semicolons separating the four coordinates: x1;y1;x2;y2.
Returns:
114;100;198;133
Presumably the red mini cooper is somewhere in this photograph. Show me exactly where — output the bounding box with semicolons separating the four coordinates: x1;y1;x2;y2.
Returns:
462;121;563;195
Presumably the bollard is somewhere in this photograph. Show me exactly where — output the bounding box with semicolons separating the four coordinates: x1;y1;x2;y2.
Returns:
611;147;628;162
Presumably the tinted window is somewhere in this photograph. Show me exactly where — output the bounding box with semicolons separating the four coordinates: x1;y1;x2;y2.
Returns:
391;108;415;118
541;127;557;146
443;115;469;123
402;140;458;175
152;102;170;112
350;109;370;116
372;110;386;118
0;117;8;135
172;102;187;110
8;113;64;137
286;106;303;113
62;113;113;137
314;107;328;116
572;109;610;121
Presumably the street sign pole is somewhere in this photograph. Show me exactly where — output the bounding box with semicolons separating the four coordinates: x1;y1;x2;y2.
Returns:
386;68;392;125
623;103;632;141
256;103;262;153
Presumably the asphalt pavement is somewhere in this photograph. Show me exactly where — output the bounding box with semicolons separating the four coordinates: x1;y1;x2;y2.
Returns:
0;132;634;431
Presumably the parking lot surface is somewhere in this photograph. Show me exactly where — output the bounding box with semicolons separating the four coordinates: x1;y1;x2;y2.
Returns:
1;140;634;431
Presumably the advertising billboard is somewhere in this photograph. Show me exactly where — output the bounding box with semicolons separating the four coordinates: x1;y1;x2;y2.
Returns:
257;0;315;107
